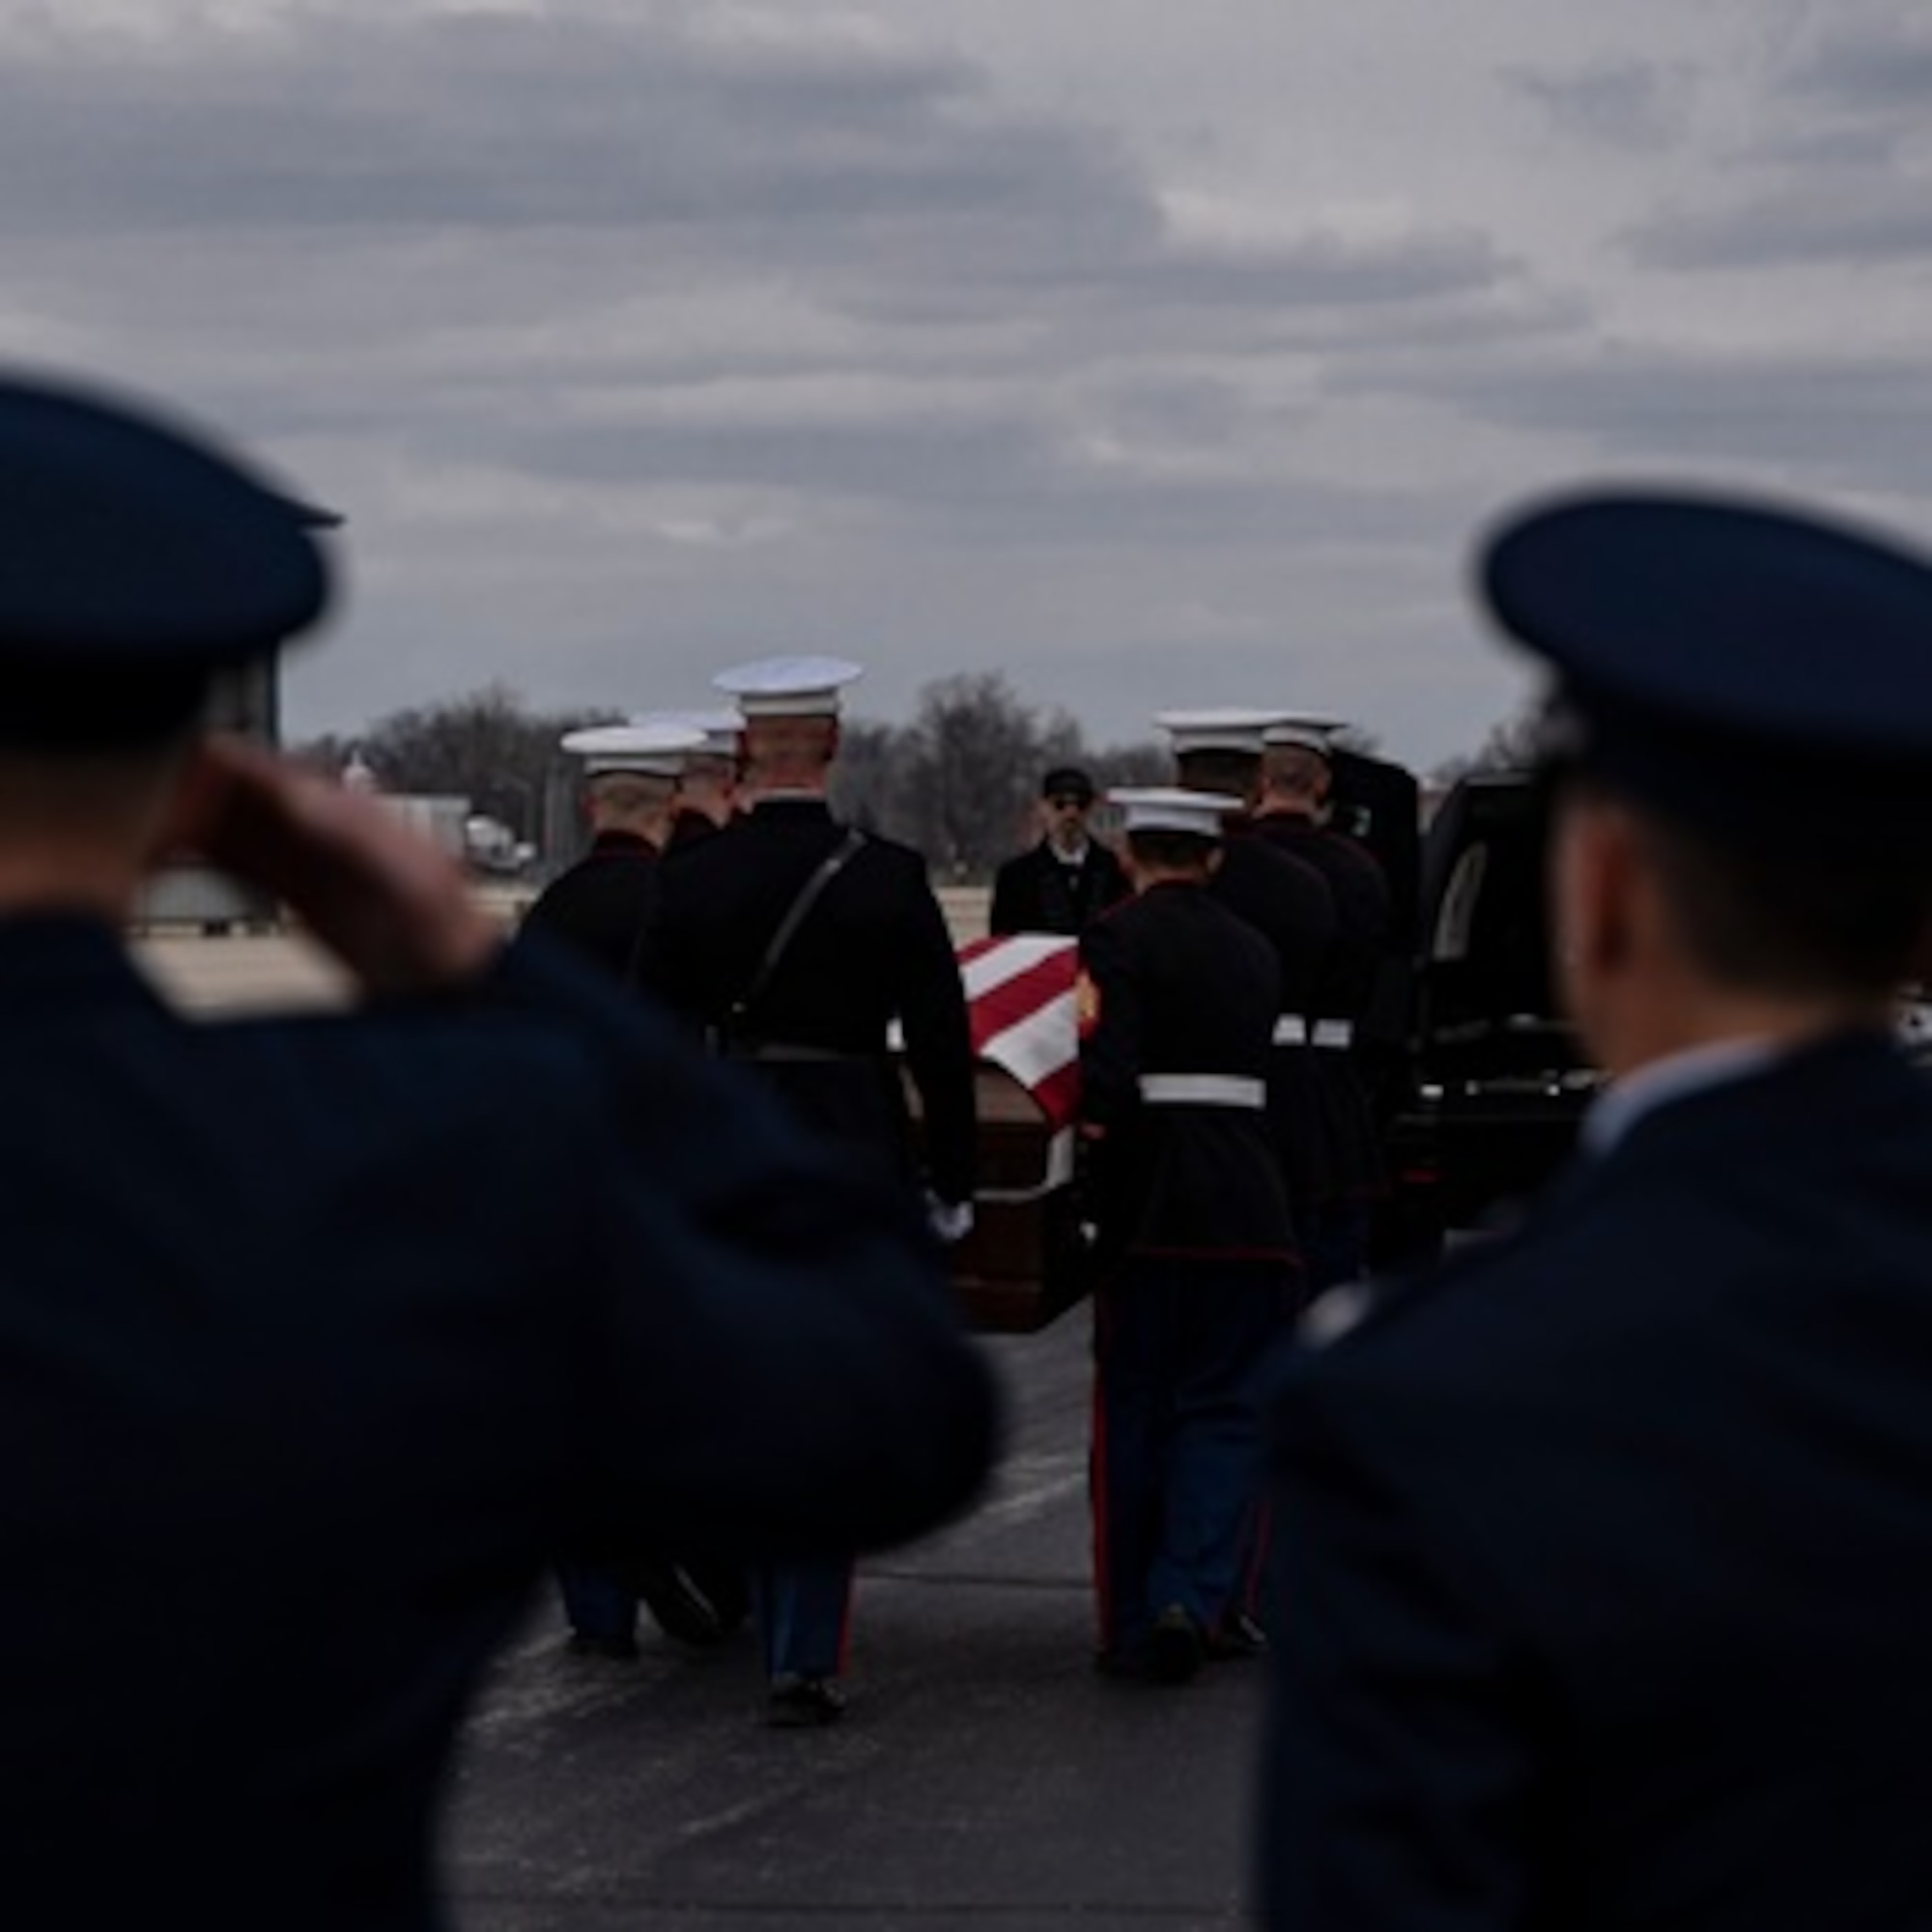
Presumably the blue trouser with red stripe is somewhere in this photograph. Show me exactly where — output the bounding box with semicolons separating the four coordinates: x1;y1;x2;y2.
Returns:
754;1555;852;1682
556;1558;636;1644
1226;1203;1361;1628
1091;1256;1290;1659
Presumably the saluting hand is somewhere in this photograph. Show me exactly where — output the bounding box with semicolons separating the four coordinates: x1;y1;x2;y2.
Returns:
161;734;502;996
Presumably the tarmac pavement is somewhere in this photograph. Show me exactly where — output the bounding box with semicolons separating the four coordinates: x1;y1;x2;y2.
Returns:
440;1317;1269;1931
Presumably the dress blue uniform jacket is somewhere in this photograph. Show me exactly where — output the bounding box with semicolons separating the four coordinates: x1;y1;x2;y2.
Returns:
637;797;977;1206
519;827;659;978
1262;1030;1932;1929
1213;824;1339;1216
0;915;996;1930
1250;811;1389;1203
1079;882;1293;1266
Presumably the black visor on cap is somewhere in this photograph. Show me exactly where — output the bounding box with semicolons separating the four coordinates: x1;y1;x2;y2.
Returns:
1484;490;1932;863
1041;766;1094;802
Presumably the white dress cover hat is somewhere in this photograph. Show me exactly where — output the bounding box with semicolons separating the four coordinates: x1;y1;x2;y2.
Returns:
1263;714;1348;753
632;709;742;759
1107;787;1244;838
558;721;705;778
713;656;865;719
1152;707;1279;757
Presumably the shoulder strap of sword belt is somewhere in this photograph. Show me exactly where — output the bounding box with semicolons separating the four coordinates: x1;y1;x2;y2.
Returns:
733;827;867;1026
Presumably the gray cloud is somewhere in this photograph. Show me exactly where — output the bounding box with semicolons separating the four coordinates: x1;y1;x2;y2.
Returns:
1624;13;1932;270
1110;228;1513;314
1631;184;1932;270
0;14;1100;239
1783;17;1932;116
1507;59;1697;150
1416;341;1932;498
0;13;1521;313
1734;123;1903;171
499;410;1050;506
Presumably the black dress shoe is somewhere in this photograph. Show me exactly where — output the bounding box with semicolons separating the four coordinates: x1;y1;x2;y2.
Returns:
764;1674;847;1728
629;1558;749;1649
1206;1609;1269;1662
1147;1605;1205;1685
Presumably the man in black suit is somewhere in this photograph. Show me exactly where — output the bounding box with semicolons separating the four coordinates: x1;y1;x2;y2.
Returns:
0;372;997;1931
1261;491;1932;1927
636;654;978;1725
988;764;1127;935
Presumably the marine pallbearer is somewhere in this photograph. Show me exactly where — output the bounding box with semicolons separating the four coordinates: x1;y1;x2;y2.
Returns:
638;707;744;848
1079;787;1298;1682
1252;714;1393;1293
1151;711;1337;1655
1155;708;1339;1239
524;719;760;1657
520;721;698;980
635;654;979;1726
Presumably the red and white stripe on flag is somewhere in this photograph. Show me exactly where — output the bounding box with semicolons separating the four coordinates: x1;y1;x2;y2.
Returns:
957;933;1082;1130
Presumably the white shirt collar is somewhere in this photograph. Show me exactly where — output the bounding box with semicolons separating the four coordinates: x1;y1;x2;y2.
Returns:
1050;838;1092;867
1582;1036;1786;1157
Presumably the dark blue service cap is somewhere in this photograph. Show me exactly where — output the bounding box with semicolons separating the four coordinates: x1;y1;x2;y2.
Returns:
1040;765;1095;802
0;370;336;746
1480;490;1932;861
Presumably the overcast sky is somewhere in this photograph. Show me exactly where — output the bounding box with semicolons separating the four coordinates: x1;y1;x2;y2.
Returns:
6;0;1930;770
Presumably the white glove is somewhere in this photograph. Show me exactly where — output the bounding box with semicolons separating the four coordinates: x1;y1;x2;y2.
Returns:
924;1193;976;1245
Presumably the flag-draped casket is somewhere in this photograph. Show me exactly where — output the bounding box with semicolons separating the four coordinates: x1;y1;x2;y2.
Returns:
909;934;1094;1333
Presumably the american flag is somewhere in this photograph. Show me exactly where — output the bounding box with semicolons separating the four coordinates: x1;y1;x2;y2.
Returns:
957;934;1082;1130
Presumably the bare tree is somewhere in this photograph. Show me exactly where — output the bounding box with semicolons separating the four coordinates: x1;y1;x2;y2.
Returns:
1431;704;1548;789
829;719;910;838
299;676;1176;880
293;684;614;869
1086;739;1171;790
895;674;1062;879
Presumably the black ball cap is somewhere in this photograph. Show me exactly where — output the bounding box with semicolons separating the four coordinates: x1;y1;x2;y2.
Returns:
1480;490;1932;858
1040;765;1095;803
0;370;335;745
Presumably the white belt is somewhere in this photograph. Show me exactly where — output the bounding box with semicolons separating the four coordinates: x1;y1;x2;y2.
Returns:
1138;1073;1266;1110
1313;1020;1354;1050
1271;1015;1309;1047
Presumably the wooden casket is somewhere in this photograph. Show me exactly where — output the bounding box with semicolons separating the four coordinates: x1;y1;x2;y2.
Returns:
906;934;1095;1335
946;1066;1094;1333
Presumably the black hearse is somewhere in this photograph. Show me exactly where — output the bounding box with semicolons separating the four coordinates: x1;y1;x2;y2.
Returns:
1372;768;1593;1264
1374;766;1932;1264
